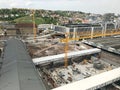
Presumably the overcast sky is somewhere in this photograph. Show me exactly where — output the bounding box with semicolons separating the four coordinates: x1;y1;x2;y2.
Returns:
0;0;119;14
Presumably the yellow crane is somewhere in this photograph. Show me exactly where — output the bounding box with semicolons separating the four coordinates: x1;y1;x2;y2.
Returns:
64;33;69;68
63;28;120;67
61;29;120;42
31;10;37;42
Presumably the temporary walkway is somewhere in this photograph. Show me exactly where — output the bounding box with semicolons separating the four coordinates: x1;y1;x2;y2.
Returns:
53;67;120;90
0;38;46;90
33;48;101;65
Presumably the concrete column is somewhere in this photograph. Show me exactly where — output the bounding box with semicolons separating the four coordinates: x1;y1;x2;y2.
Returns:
91;27;94;39
99;23;104;38
104;23;107;37
114;22;117;29
102;26;104;38
66;28;70;39
73;28;76;40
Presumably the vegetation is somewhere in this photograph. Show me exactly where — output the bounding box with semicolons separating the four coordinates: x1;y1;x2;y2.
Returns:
0;8;86;25
0;8;28;21
1;8;117;25
14;16;58;25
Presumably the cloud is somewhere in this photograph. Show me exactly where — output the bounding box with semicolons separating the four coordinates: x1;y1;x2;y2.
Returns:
25;1;32;6
0;0;120;14
9;1;19;7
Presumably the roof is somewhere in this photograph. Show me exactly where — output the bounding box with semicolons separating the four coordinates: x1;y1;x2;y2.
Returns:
64;23;101;27
2;24;16;29
0;39;46;90
16;23;37;28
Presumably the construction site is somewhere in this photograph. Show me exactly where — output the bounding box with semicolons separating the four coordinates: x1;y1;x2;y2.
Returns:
0;22;120;90
26;34;120;90
0;10;120;90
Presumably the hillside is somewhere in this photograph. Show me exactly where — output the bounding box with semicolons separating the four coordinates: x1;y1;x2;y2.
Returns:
0;8;87;25
14;16;58;25
0;8;118;24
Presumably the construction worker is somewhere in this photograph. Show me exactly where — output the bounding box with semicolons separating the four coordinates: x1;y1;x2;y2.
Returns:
4;29;7;37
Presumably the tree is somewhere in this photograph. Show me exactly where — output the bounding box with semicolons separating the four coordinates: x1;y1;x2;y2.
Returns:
103;13;115;22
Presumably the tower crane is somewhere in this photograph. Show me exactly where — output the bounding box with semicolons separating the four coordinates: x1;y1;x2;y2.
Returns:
64;33;69;68
31;10;37;42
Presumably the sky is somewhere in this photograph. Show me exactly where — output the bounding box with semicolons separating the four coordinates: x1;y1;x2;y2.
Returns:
0;0;120;14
